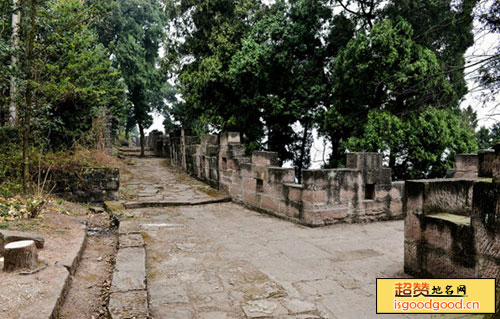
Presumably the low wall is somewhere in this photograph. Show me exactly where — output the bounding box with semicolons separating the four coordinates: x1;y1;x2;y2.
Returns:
404;145;500;286
146;130;170;158
159;129;404;226
51;167;120;204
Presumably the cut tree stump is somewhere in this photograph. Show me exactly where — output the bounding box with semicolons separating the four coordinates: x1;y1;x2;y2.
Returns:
3;240;38;272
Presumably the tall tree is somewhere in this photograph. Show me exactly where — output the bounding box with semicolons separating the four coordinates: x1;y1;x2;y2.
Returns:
384;0;477;107
98;0;166;156
229;0;334;181
320;18;457;168
164;0;264;139
0;0;13;126
479;0;500;96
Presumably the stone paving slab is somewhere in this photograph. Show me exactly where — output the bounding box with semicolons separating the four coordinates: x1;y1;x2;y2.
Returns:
108;290;148;319
118;156;487;319
111;247;146;293
119;233;145;248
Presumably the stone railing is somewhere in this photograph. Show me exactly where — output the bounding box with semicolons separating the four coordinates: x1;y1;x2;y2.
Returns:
404;145;500;286
152;129;405;226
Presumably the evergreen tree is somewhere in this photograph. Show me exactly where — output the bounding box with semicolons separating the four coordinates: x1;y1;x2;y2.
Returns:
97;0;166;156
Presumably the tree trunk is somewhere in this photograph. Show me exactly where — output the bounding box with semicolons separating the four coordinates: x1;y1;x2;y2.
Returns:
297;120;310;184
9;0;20;126
22;0;36;194
389;149;396;171
3;240;38;272
138;122;145;157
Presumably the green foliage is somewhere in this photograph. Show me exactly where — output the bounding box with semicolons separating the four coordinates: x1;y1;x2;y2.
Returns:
384;0;477;104
476;123;500;149
320;18;458;168
0;0;13;126
33;0;127;148
165;0;264;135
347;108;478;179
95;0;170;154
479;1;500;95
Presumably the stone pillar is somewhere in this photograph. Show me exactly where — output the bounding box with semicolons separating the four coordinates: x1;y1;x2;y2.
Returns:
493;143;500;183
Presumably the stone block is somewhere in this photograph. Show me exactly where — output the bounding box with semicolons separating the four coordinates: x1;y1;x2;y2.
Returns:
423;180;474;215
302;190;327;204
422;219;454;252
285;184;303;202
268;167;295;184
119;233;145;249
108;290;148;319
206;145;219;157
302;207;348;224
478;149;495;178
111;247;146;293
405;212;422;242
425;249;475;278
242;191;261;208
201;134;219;146
405;181;425;213
239;163;253;177
242;177;256;192
389;200;404;218
455;154;479;172
346;152;382;170
404;241;421;275
261;195;279;212
253;166;267;180
251;151;279;167
476;257;500;284
220;132;240;145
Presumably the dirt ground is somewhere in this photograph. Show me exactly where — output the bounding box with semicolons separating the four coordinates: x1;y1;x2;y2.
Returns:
0;199;118;319
59;206;118;319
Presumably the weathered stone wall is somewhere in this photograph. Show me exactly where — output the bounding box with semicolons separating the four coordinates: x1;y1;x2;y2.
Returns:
153;130;404;226
146;130;170;158
51;167;120;204
404;146;500;285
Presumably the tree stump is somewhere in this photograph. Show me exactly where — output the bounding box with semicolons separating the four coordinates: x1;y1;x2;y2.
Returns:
3;240;38;272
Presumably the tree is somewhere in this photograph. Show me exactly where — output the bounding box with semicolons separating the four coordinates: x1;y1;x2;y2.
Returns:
34;0;126;148
479;0;500;96
319;18;458;168
476;123;500;149
384;0;477;107
347;108;477;179
229;0;334;181
164;0;265;141
0;0;13;126
98;0;166;156
2;0;126;192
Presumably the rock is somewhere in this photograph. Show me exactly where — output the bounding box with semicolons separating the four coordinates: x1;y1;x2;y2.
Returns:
0;230;45;249
89;206;105;214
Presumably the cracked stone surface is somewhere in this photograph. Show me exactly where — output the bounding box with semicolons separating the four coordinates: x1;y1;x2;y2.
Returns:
118;156;481;319
120;157;228;203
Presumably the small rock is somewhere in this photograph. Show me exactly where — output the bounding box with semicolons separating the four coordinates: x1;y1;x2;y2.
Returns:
97;256;103;262
89;206;105;214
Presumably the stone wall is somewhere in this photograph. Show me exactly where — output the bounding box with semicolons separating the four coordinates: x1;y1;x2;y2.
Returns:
157;130;404;226
51;167;120;204
146;130;170;158
404;146;500;285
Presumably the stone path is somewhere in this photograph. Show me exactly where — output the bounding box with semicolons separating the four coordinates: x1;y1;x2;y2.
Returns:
111;153;479;319
120;156;229;205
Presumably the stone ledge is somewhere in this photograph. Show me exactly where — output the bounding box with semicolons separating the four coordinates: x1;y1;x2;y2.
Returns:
123;196;232;209
110;247;146;293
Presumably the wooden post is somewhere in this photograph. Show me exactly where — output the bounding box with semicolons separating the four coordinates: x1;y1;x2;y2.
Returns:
3;240;38;272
